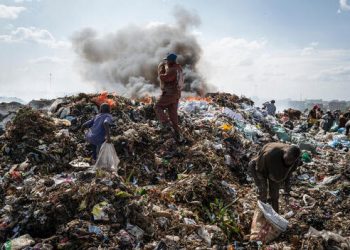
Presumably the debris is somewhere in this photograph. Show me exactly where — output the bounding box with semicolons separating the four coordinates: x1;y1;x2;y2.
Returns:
0;92;349;248
91;201;111;221
4;234;35;250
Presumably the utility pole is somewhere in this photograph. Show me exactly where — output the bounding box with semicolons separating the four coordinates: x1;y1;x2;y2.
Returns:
48;73;52;99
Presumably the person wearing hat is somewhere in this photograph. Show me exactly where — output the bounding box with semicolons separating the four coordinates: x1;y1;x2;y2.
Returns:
155;53;184;141
249;143;302;212
262;100;276;116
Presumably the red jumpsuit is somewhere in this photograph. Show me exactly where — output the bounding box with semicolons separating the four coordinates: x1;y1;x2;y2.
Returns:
155;63;182;133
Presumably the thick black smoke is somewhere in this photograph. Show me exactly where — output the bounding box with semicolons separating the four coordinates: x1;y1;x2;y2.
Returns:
72;6;212;97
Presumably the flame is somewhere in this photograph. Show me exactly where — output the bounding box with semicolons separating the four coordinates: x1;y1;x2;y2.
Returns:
184;96;212;103
92;91;116;108
138;95;153;104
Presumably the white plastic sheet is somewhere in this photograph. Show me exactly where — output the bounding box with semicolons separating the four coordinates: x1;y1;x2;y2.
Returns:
94;142;120;173
250;201;289;243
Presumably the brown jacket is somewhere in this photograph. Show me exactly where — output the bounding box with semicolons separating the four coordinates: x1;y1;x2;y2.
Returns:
254;143;298;183
159;63;182;98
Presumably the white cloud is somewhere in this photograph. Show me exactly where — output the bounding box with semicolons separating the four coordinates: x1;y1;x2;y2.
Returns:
199;37;350;100
0;4;26;19
339;0;350;11
0;27;70;48
301;42;319;56
29;56;68;64
310;42;319;47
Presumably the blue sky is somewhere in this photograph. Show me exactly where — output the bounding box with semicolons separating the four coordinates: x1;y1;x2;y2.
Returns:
1;0;350;101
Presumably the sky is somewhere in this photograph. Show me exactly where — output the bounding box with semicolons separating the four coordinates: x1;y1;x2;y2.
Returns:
0;0;350;102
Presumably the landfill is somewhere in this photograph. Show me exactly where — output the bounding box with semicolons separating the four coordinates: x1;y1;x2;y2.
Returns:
0;92;349;249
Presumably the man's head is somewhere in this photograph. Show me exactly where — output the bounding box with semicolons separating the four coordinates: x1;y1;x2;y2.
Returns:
283;145;301;166
100;103;110;114
164;53;177;65
271;100;275;104
313;105;318;110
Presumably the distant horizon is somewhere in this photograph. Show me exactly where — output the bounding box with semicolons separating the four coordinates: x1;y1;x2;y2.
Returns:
2;90;350;104
1;0;350;101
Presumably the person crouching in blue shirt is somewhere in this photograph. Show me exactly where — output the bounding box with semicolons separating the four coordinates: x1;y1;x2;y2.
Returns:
82;103;113;160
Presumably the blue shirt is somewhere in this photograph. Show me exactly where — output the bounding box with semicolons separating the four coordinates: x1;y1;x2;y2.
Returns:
84;113;113;145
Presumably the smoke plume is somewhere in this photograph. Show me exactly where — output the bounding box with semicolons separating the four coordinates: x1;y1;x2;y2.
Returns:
72;6;212;97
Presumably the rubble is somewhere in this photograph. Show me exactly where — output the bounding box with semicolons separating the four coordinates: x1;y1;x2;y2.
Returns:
0;92;349;249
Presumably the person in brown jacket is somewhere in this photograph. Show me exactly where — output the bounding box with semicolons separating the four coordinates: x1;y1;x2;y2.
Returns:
155;53;184;141
249;143;302;212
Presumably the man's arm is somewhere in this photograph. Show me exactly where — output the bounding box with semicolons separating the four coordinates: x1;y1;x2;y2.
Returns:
82;119;94;129
160;67;177;83
158;62;166;76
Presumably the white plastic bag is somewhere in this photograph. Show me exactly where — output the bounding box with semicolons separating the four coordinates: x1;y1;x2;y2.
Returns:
94;142;120;173
250;201;289;243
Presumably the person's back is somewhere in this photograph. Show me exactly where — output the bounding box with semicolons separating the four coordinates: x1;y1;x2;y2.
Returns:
263;100;276;116
250;142;301;212
256;143;294;183
85;113;113;145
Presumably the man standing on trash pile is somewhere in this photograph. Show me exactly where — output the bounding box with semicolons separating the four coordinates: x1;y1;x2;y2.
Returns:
155;53;184;142
320;110;335;133
307;105;318;128
82;103;112;160
262;100;276;116
249;142;302;213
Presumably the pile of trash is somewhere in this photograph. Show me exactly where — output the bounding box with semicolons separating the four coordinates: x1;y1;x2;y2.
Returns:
0;92;349;249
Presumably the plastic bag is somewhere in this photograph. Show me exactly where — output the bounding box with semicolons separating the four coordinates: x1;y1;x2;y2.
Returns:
222;107;244;121
250;201;288;243
94;142;120;173
272;125;291;142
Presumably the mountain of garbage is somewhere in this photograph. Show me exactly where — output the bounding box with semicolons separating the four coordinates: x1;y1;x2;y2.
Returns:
0;92;349;249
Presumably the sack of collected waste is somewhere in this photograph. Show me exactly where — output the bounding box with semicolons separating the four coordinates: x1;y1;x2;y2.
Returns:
250;201;288;243
94;142;120;173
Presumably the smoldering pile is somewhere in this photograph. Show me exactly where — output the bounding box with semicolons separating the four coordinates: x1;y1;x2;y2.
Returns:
72;6;213;98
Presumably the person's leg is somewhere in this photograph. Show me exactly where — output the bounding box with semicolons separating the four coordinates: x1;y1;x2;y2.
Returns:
269;180;280;213
91;144;97;160
249;162;268;203
155;95;170;125
168;101;180;133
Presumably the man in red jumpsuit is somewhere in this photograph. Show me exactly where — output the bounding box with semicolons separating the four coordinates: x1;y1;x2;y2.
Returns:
155;53;183;141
